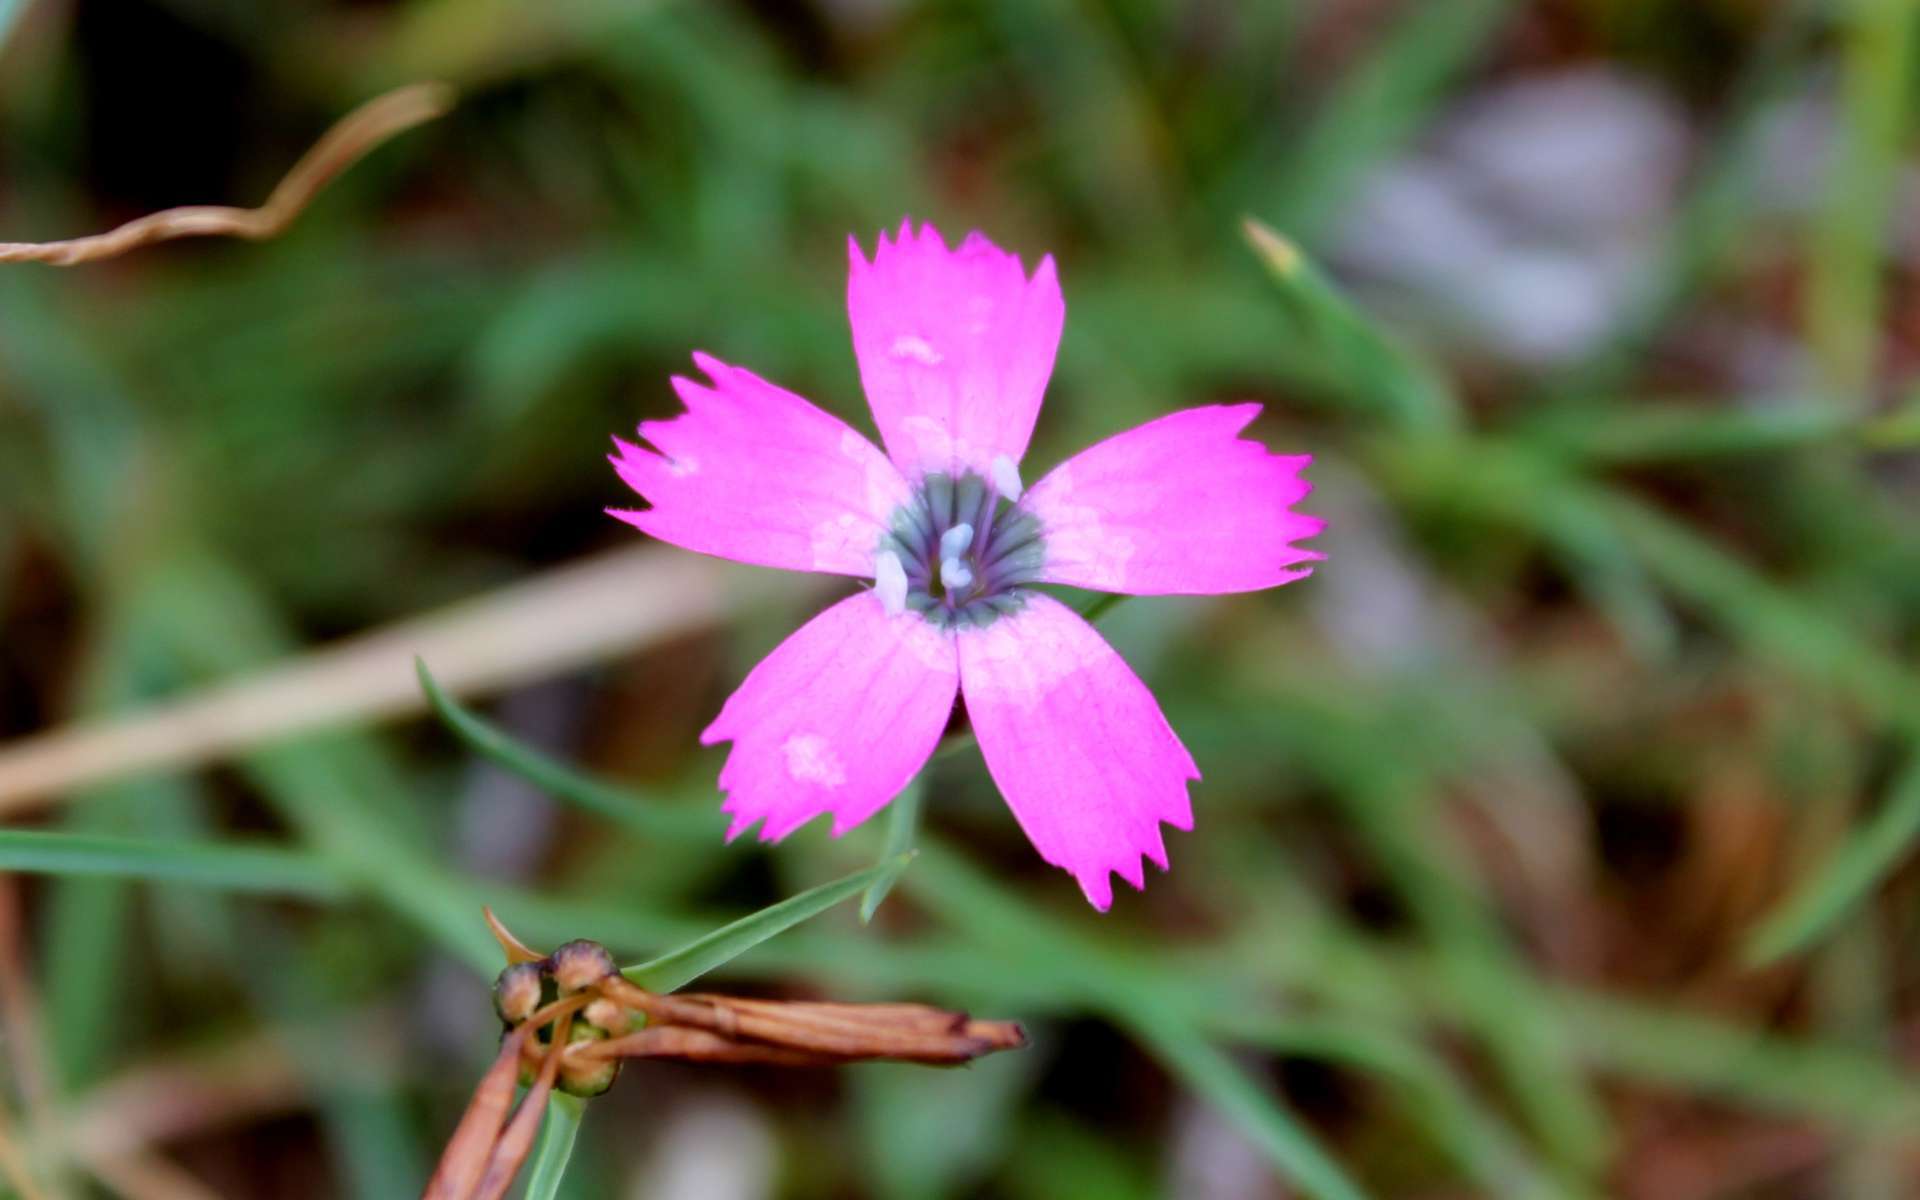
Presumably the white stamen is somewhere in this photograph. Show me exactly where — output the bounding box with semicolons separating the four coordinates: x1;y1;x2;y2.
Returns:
875;551;908;616
938;522;975;560
940;557;975;591
991;454;1024;502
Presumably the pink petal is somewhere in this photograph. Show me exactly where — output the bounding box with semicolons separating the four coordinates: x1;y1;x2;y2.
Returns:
702;592;959;842
610;353;910;577
847;220;1064;481
1023;404;1324;595
957;593;1197;909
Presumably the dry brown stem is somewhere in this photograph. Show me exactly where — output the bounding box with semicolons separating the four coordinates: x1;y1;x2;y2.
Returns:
422;1030;527;1200
83;1151;221;1200
0;548;755;815
588;1025;844;1067
597;976;1027;1065
0;83;454;266
422;922;1029;1199
470;1018;566;1200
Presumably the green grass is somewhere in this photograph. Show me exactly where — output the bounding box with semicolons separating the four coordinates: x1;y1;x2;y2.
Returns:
4;2;1920;1197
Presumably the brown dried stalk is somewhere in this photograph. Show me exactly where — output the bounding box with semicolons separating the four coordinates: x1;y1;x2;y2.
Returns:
421;926;1027;1200
421;1029;529;1200
471;1019;566;1200
0;82;454;266
596;976;1027;1065
0;547;751;816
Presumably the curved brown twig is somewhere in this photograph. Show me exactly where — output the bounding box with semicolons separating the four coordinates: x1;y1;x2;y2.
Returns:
0;82;455;266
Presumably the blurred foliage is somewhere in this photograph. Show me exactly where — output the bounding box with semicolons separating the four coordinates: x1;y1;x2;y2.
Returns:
6;0;1920;1197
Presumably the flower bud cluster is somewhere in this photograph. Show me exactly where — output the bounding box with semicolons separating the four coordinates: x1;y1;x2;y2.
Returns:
491;939;631;1098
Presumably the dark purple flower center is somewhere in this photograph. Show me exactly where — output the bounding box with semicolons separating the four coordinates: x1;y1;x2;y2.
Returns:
879;471;1043;629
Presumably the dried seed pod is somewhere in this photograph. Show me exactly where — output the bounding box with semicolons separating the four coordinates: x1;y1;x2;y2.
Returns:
558;1023;620;1097
493;962;544;1027
548;940;616;994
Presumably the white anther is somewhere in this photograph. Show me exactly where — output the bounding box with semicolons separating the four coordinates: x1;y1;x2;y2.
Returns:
991;454;1024;502
940;557;975;591
875;551;908;616
939;522;975;560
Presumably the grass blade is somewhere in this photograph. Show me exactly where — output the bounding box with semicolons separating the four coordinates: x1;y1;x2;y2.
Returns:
860;779;923;923
1124;1004;1369;1200
521;1095;584;1200
1604;491;1920;732
1807;0;1917;406
1242;219;1458;433
417;658;713;841
1264;0;1515;243
1745;752;1920;964
0;829;346;897
1557;987;1920;1135
625;856;910;993
1219;1016;1569;1199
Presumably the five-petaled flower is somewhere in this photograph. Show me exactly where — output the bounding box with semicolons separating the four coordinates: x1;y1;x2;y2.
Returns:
610;221;1323;908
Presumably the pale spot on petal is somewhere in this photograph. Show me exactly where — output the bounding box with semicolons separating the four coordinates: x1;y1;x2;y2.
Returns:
781;733;847;787
1030;463;1133;589
889;334;945;365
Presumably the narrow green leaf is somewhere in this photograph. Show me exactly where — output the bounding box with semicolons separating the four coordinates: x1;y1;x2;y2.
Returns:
1242;219;1458;433
0;829;348;897
43;798;140;1099
1554;0;1819;397
860;779;922;923
1807;0;1917;407
624;856;910;993
1219;1016;1570;1200
237;739;501;974
417;658;713;841
1526;402;1850;465
1745;752;1920;964
1604;492;1920;733
522;1094;585;1200
1556;987;1920;1135
1263;0;1515;243
1124;1004;1370;1200
148;554;501;972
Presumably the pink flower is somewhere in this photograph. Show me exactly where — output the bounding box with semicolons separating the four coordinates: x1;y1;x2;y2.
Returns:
610;221;1323;909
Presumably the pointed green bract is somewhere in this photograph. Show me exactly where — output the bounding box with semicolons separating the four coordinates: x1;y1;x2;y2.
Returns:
625;855;912;994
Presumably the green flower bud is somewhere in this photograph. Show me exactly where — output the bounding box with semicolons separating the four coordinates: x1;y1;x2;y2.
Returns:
558;1022;619;1098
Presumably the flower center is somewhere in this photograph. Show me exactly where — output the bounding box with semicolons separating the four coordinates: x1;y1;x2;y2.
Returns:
875;470;1043;629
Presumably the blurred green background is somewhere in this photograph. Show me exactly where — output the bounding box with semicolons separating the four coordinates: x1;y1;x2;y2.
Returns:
6;0;1920;1196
